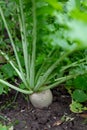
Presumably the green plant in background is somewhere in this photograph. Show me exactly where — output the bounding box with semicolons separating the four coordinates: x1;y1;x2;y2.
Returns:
0;0;87;110
0;123;13;130
66;74;87;113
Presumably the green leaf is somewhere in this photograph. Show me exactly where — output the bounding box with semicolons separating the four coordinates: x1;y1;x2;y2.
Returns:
83;0;87;7
70;101;85;113
66;0;80;11
0;1;5;5
71;10;87;23
73;75;87;91
36;1;54;15
1;63;15;78
37;6;54;16
0;124;7;130
19;83;25;89
66;20;87;49
0;124;13;130
44;0;62;10
72;89;87;102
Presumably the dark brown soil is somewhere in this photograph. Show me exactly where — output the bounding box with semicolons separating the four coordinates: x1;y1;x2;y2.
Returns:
0;87;87;130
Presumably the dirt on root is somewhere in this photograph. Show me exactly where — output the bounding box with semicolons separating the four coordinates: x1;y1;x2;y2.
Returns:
0;87;87;130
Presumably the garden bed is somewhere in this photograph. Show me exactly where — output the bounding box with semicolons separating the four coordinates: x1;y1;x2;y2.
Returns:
0;87;87;130
0;1;87;130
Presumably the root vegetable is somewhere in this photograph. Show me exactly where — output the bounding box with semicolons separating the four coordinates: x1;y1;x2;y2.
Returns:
29;89;53;108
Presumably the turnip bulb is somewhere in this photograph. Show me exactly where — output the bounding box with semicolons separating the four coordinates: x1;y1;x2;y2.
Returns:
29;89;53;108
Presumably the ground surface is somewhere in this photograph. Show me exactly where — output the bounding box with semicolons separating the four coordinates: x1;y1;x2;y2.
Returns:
0;87;87;130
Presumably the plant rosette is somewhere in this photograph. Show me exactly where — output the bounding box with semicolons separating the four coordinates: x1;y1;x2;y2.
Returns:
29;89;53;108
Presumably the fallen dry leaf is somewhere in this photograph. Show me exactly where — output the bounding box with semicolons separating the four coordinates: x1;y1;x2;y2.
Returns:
79;114;87;118
53;120;63;126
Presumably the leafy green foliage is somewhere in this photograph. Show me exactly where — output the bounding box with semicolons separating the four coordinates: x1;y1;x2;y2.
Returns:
72;75;87;90
72;90;87;102
1;63;16;79
70;101;87;113
0;123;13;130
66;74;87;112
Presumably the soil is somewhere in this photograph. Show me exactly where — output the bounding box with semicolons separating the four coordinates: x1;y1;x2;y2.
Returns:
0;87;87;130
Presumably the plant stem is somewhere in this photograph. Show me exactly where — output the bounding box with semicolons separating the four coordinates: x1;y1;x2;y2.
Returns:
30;0;37;88
38;74;80;91
60;57;87;72
19;0;30;82
0;6;27;87
0;79;33;94
34;51;72;91
0;50;32;90
35;48;56;84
